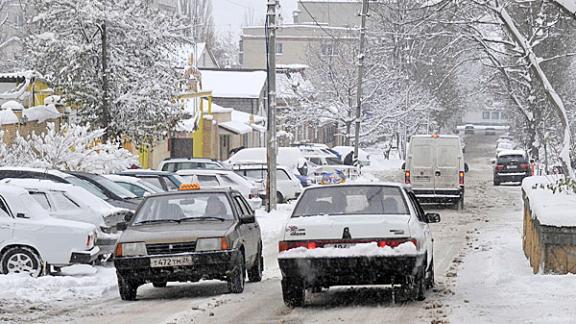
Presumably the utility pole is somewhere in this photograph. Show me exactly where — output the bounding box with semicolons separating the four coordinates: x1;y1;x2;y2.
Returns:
266;0;278;212
101;22;111;140
353;0;369;165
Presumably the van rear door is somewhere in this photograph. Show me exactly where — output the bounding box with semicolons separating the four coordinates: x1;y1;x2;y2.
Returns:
409;139;435;191
434;138;461;192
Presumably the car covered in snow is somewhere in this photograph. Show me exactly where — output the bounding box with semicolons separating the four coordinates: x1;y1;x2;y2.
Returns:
231;163;303;203
103;174;164;198
116;169;185;192
176;169;263;209
277;183;440;307
113;187;263;301
0;178;129;257
0;185;99;276
157;158;226;172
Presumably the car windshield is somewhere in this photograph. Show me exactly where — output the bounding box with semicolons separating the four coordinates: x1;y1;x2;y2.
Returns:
292;185;409;217
64;176;109;200
91;175;138;199
133;193;234;224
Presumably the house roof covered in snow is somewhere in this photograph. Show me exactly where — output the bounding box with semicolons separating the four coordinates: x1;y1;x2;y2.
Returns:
200;70;267;99
219;120;253;135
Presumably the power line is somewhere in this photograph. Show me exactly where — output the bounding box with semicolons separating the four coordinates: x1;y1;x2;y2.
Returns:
298;1;338;40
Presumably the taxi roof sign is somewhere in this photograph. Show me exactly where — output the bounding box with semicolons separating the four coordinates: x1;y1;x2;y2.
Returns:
179;183;201;191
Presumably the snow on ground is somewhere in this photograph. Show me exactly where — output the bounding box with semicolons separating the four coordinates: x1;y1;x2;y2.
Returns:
448;205;576;324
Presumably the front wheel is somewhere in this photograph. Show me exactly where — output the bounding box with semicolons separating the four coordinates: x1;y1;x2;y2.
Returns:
281;277;305;307
0;246;43;277
117;273;138;301
228;253;245;293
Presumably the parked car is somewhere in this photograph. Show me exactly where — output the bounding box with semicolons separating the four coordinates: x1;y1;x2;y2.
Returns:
404;134;467;209
464;124;475;134
64;171;141;210
0;185;99;276
113;188;263;300
103;174;164;198
232;163;303;203
0;178;127;257
304;155;359;182
493;150;531;185
176;169;262;209
0;168;139;210
117;169;185;192
157;158;226;172
485;127;496;135
278;183;440;307
331;146;371;167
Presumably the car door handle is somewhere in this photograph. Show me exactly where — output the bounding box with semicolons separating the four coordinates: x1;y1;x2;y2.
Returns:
435;171;441;176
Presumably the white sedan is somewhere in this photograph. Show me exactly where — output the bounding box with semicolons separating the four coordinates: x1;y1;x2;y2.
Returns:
277;183;440;307
0;185;99;276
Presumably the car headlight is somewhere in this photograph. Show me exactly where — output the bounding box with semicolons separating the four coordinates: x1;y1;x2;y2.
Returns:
115;242;147;257
196;237;230;251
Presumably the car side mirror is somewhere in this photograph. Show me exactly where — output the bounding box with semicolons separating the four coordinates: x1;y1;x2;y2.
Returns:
240;214;256;224
123;212;134;223
401;162;406;170
464;163;469;173
425;213;441;223
116;222;128;231
16;213;29;219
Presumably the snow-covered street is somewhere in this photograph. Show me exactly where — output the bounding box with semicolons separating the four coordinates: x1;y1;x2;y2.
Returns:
1;135;572;324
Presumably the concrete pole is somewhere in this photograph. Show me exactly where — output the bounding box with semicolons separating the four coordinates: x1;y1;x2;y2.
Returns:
353;0;369;165
266;0;278;211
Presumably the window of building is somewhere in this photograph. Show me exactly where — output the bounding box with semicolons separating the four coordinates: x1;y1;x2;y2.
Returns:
482;111;490;120
320;44;336;56
491;111;500;120
276;43;284;55
501;112;508;120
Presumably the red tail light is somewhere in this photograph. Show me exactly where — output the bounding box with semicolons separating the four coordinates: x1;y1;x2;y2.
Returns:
279;241;308;252
495;164;504;171
379;238;417;248
520;163;529;170
459;171;465;185
307;241;317;249
405;170;411;184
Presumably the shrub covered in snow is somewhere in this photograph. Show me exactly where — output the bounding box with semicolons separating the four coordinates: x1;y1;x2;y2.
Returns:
0;123;136;173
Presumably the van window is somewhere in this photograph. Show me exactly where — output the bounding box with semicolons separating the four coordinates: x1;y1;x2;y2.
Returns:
437;145;459;168
412;146;432;168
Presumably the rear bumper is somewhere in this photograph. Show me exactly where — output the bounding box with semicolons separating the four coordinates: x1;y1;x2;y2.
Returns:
278;254;426;286
114;250;241;283
70;246;100;264
96;238;117;255
414;189;463;204
495;172;530;182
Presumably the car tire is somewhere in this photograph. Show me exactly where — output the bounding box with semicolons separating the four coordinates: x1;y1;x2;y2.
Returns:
277;191;285;204
412;267;426;301
457;197;464;211
248;245;263;282
281;277;305;307
425;258;435;289
494;179;500;186
228;253;245;294
0;246;43;277
117;273;138;301
152;281;167;288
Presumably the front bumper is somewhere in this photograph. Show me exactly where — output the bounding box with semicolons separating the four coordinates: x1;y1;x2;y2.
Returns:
70;246;101;264
114;250;241;282
278;254;426;286
414;189;463;204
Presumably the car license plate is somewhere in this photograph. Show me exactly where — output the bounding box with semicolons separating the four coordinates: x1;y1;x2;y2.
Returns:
150;256;193;268
414;176;430;182
507;165;517;169
324;243;355;248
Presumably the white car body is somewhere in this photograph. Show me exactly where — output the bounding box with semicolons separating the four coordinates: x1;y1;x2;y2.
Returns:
0;185;99;272
226;147;311;176
176;169;263;209
103;174;164;198
0;179;127;255
304;155;359;181
231;164;303;203
157;158;226;172
277;183;438;306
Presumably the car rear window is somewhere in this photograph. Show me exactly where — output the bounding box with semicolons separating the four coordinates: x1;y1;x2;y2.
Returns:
292;186;409;217
498;155;527;163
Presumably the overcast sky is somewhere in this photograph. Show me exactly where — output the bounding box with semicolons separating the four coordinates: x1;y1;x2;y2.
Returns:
212;0;298;38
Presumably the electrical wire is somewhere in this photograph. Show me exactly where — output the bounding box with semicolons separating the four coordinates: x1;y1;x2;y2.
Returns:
298;1;338;40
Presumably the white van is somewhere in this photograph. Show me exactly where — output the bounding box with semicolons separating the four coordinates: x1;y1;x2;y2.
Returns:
404;134;467;209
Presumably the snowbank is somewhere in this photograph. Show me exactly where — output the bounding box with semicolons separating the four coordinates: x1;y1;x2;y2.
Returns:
522;175;576;227
0;265;117;304
23;104;61;123
278;241;418;258
1;100;24;111
255;204;293;246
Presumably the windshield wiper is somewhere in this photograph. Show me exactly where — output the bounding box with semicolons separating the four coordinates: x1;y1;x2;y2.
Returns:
133;219;180;225
179;216;227;222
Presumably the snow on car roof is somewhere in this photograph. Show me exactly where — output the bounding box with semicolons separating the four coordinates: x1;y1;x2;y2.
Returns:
0;178;71;191
497;149;526;157
176;169;236;176
0;166;71;178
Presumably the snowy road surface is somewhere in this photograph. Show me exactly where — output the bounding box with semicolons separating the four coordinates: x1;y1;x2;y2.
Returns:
1;135;573;324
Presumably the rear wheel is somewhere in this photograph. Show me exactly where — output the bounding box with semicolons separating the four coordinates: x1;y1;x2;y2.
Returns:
412;267;427;301
247;245;263;282
0;247;43;277
276;192;285;204
228;253;245;293
281;277;305;307
425;259;435;289
457;197;464;211
494;179;500;186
